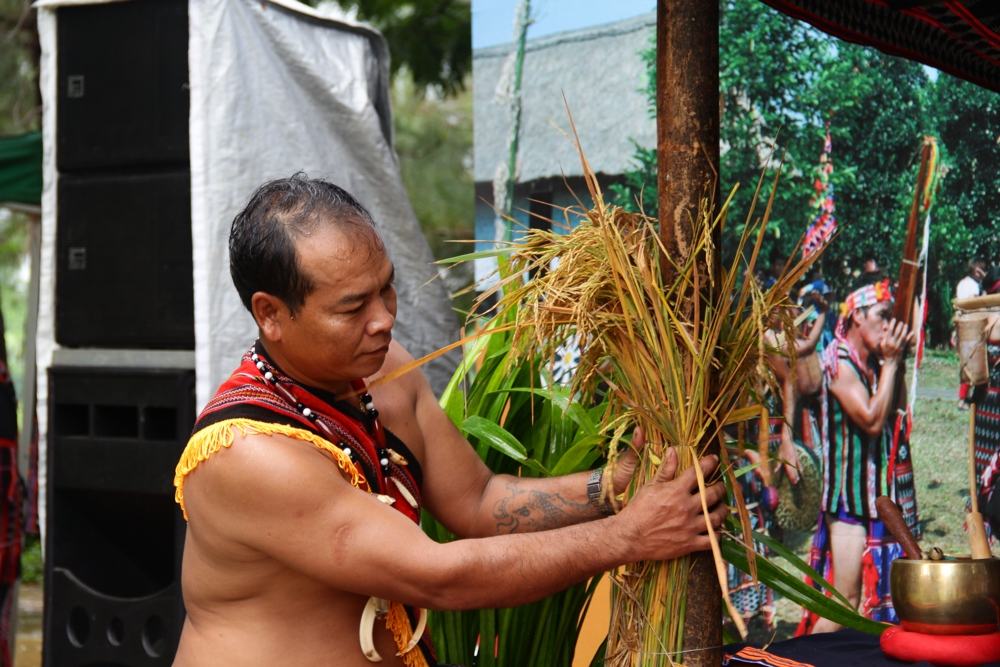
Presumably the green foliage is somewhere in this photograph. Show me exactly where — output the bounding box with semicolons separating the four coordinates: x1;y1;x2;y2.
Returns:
722;525;887;635
0;212;29;394
923;77;1000;342
390;71;473;262
611;0;998;346
20;534;41;584
425;313;607;667
304;0;470;95
0;1;39;135
0;2;39;392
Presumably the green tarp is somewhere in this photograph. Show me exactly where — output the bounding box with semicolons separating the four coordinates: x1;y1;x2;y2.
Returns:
0;132;42;206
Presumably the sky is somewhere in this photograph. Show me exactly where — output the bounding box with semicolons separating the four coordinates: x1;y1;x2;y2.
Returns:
472;0;655;49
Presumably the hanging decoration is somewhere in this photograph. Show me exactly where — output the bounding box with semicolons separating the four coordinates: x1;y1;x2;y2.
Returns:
802;125;837;259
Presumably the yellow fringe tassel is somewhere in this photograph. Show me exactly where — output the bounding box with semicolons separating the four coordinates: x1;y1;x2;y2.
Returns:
386;602;430;667
173;417;366;519
173;418;426;661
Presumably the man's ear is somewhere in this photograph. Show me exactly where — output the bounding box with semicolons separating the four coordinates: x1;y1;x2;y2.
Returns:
251;292;286;342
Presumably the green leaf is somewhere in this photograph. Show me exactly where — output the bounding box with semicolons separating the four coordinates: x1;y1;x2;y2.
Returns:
747;528;853;608
721;537;886;635
519;457;551;476
502;386;599;435
549;435;605;476
462;416;527;461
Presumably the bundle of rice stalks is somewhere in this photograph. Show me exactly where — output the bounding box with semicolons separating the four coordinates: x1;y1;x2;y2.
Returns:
472;160;820;664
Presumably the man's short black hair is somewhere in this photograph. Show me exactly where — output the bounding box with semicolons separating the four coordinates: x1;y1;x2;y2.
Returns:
229;173;380;314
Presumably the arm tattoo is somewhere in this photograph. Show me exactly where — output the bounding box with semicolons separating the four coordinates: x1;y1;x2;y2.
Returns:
492;480;591;534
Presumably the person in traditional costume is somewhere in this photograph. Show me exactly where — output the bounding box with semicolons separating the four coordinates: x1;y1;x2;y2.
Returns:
956;260;987;409
967;278;1000;545
798;279;915;634
724;297;828;632
171;175;729;667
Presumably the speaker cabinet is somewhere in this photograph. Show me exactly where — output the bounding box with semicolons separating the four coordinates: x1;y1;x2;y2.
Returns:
56;170;193;350
44;366;194;667
56;0;189;172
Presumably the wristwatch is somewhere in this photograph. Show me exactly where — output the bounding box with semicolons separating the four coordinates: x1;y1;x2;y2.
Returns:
587;468;615;516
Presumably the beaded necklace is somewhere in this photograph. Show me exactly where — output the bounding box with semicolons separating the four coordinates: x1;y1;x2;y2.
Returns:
248;344;419;510
243;344;428;663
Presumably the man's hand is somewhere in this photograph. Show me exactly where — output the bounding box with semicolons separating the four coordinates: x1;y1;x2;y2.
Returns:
777;435;800;486
880;319;915;362
609;427;646;497
617;448;729;562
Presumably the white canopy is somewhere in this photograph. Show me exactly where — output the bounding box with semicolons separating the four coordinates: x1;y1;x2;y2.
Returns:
35;0;458;532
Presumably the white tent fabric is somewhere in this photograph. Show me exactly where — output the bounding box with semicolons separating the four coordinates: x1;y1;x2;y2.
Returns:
189;0;458;406
35;0;458;536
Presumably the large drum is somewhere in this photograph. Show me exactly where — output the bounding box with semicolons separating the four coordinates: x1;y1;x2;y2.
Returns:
954;294;1000;386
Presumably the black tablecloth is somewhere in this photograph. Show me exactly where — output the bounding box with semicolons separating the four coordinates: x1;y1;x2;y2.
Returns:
725;628;1000;667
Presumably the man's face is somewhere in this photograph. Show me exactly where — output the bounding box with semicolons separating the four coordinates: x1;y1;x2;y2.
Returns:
860;303;892;352
272;224;397;393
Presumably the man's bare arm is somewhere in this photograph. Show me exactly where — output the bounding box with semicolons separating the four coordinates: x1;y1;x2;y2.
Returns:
408;354;642;538
829;320;911;435
183;435;727;611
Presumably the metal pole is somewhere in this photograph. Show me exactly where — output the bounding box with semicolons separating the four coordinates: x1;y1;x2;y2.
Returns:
657;1;721;664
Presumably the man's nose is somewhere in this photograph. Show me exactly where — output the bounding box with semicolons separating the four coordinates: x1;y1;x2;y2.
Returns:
368;299;395;334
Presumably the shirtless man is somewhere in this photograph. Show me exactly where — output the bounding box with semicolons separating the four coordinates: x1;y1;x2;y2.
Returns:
172;175;728;666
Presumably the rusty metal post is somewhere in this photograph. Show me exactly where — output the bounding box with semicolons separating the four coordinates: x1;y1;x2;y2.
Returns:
656;1;721;665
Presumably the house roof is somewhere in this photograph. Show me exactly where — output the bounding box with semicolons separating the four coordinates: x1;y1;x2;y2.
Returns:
473;12;656;185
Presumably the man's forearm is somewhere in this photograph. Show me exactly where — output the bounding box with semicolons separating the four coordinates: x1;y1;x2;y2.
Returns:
475;471;606;536
872;360;901;431
416;512;630;610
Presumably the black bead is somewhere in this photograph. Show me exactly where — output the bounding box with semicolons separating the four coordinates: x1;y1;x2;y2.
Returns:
367;408;379;419
296;402;305;410
361;393;373;403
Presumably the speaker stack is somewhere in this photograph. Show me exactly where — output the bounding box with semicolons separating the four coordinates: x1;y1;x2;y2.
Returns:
46;1;193;665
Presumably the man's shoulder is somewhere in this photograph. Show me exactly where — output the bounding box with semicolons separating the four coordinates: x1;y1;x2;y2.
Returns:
183;428;352;519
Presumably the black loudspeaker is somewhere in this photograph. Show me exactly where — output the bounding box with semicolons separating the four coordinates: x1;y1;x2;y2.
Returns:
56;0;189;172
44;366;194;667
56;170;194;349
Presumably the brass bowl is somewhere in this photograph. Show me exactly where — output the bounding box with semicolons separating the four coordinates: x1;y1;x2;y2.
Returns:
890;557;1000;635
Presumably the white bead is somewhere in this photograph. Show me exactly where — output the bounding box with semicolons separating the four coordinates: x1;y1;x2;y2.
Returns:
256;361;265;370
365;402;375;411
380;458;389;467
343;447;352;457
264;371;273;381
251;354;259;361
302;407;312;417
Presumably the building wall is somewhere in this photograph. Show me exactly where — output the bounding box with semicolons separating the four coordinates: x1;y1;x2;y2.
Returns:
473;176;610;288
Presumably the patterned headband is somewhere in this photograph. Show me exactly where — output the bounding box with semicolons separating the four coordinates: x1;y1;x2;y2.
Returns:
838;278;893;333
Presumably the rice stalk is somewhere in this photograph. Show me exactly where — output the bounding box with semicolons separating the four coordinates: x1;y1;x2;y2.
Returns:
477;155;820;664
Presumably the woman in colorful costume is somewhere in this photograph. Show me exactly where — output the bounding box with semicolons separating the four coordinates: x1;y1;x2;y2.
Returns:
171;175;730;667
798;279;915;634
968;290;1000;545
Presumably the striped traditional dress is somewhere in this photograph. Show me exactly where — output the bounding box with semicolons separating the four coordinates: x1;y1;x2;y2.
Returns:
971;339;1000;542
822;344;886;518
798;340;903;633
